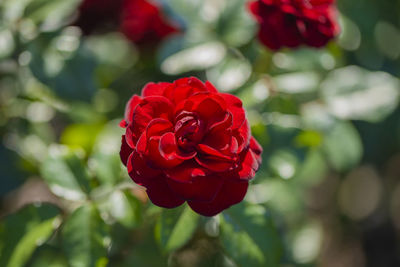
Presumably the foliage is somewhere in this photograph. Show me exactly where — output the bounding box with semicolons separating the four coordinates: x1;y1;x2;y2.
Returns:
1;0;400;266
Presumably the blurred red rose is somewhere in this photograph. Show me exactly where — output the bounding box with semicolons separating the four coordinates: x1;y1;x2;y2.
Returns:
119;0;178;44
119;77;262;216
74;0;178;43
248;0;340;50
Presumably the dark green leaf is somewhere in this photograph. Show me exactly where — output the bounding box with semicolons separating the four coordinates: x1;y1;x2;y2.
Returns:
62;205;109;267
323;121;363;172
220;203;282;267
28;33;97;102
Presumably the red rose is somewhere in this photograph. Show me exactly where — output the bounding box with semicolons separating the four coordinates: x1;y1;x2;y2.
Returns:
248;0;340;50
74;0;178;44
119;0;178;44
119;77;262;216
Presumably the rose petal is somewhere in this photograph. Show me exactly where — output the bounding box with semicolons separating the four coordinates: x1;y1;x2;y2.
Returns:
159;132;197;160
142;82;171;97
131;96;174;140
123;95;142;127
188;180;249;216
120;135;133;166
145;176;185;208
166;175;224;202
127;151;161;185
147;135;184;168
164;77;208;105
220;93;245;129
236;149;258;180
205;81;218;93
195;158;235;172
250;136;263;165
197;144;235;162
234;120;251;153
164;160;210;183
146;118;174;138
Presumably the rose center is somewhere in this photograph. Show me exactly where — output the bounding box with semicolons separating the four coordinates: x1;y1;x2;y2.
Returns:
174;111;204;151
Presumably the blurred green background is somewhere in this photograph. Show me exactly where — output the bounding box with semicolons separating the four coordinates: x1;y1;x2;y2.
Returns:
1;0;400;266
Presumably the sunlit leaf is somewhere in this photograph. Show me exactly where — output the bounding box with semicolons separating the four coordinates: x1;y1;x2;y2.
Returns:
96;190;142;228
321;66;400;122
24;0;80;29
206;50;252;92
155;206;199;252
160;41;226;75
40;146;90;201
273;71;320;94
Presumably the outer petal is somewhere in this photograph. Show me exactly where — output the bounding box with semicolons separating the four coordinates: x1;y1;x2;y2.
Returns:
204;81;218;93
234;120;251;153
131;96;174;140
121;95;142;128
120;135;133;166
231;137;263;180
188;180;249;216
236;148;259;180
142;82;171;97
249;136;263;165
164;77;208;105
127;151;161;185
166;175;224;202
145;176;185;208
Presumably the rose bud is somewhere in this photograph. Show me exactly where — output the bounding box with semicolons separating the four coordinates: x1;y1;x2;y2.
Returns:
248;0;340;50
74;0;178;44
120;77;262;216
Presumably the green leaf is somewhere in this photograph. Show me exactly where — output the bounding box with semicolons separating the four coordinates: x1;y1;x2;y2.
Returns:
155;206;199;252
40;146;91;201
220;203;282;267
206;50;252;92
323;121;363;172
96;190;142;228
216;0;256;47
0;204;60;267
62;205;109;267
